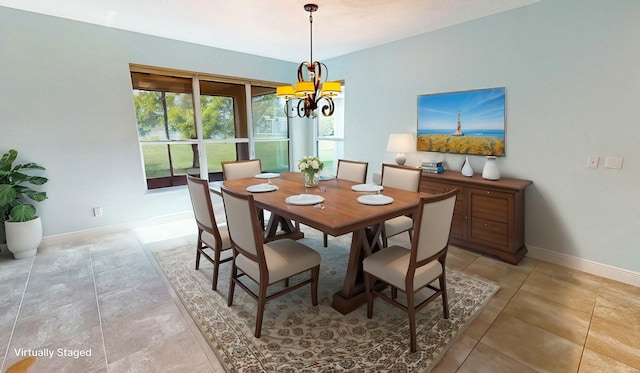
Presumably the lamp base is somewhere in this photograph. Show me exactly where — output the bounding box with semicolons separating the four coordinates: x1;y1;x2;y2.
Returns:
395;153;407;165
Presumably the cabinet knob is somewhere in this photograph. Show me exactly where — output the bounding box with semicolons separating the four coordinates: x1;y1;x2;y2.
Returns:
484;223;489;227
486;191;490;195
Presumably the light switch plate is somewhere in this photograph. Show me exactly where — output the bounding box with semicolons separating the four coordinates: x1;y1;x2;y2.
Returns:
604;157;623;169
587;156;599;168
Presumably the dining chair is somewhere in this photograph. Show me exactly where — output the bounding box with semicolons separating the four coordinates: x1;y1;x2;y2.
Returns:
322;159;370;247
221;159;262;180
221;186;321;338
380;163;422;247
221;159;266;228
363;189;458;352
186;175;233;291
336;159;369;183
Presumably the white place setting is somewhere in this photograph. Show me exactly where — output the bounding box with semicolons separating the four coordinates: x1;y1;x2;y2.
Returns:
356;194;394;205
246;183;279;193
285;194;325;205
351;184;384;193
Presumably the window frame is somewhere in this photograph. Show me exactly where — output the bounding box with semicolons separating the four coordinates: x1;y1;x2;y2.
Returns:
130;64;290;190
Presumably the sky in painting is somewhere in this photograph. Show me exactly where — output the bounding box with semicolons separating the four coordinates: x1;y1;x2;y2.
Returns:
417;87;505;131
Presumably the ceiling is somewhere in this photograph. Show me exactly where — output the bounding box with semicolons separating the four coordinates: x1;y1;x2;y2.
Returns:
0;0;539;62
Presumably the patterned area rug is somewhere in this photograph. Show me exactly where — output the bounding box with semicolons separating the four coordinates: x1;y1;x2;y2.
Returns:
154;230;498;372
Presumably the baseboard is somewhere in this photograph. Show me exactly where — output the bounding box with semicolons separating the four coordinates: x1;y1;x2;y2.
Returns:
40;211;195;246
527;245;640;287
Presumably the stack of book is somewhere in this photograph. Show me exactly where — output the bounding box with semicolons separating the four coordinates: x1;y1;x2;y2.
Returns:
421;161;445;174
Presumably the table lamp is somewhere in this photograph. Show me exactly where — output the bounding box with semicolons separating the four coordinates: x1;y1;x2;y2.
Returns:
386;134;415;165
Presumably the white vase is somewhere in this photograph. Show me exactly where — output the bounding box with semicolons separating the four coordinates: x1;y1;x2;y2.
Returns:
4;217;42;259
482;156;500;180
461;156;474;177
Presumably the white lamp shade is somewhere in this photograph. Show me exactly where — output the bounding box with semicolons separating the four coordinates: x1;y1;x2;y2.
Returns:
386;134;416;152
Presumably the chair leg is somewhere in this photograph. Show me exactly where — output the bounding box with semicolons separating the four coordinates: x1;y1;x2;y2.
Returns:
212;246;221;291
440;275;449;319
311;266;319;306
255;285;268;338
407;287;417;353
364;273;374;319
323;233;328;247
391;286;398;300
227;263;237;307
195;236;202;270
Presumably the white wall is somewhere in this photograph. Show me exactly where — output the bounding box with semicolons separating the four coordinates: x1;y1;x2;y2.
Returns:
0;6;297;237
330;0;640;273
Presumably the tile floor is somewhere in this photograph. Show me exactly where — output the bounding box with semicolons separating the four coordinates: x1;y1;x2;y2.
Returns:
1;212;639;372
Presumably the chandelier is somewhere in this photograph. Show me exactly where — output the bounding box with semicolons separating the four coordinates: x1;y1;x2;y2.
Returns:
276;3;341;118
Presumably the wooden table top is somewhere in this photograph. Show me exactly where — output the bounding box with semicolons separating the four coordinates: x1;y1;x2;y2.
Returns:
220;172;425;237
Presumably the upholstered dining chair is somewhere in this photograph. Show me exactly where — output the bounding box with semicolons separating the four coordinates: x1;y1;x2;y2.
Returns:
336;159;369;183
221;186;321;338
186;175;233;291
322;159;370;247
221;159;265;228
380;163;422;247
221;159;262;180
363;189;457;352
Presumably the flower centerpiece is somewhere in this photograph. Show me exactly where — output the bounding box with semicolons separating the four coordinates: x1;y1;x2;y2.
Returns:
297;156;324;187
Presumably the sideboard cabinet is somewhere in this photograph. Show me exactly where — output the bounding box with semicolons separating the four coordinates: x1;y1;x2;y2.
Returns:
420;171;532;264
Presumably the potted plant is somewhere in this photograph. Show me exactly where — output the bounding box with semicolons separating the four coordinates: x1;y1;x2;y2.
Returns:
0;149;48;259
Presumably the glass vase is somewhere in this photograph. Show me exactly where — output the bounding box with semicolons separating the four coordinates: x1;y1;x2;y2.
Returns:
304;172;320;187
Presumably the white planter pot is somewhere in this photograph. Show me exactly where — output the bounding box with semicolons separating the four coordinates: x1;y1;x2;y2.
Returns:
4;217;42;259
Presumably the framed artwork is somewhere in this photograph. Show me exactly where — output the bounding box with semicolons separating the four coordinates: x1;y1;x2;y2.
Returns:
417;87;505;156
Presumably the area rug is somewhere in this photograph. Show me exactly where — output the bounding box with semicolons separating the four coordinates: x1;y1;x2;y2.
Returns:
154;230;498;372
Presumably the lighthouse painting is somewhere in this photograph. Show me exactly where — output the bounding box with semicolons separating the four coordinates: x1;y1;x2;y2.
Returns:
417;87;505;156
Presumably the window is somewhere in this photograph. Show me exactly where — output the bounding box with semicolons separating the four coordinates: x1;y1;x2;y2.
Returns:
252;86;290;173
316;85;345;175
131;67;290;189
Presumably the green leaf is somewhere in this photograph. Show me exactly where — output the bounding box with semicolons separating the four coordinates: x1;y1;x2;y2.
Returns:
0;149;17;165
0;184;16;206
9;204;36;222
14;163;46;171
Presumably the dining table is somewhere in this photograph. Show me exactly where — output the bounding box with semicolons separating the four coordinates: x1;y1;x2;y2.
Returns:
216;171;425;315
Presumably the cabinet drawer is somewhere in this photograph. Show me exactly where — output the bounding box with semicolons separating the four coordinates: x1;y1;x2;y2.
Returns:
421;181;465;212
471;217;508;247
421;180;458;194
470;189;510;223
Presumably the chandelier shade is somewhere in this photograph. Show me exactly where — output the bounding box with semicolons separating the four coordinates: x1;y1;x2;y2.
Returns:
276;3;341;118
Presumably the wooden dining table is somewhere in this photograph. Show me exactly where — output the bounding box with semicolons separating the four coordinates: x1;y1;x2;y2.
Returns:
217;172;425;315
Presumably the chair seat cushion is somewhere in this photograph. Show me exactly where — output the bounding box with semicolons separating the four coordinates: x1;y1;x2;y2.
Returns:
202;226;232;251
384;215;413;237
363;245;442;291
237;239;321;284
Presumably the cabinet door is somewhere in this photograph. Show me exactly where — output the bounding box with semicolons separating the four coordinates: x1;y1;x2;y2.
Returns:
469;188;512;250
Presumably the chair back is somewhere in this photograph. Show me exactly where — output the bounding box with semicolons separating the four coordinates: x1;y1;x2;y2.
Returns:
381;163;421;192
411;189;458;262
222;159;262;180
186;175;218;233
336;159;368;183
220;187;263;259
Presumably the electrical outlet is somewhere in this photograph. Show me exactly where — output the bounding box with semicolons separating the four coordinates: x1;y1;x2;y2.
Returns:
93;207;103;217
587;156;599;168
603;157;623;169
